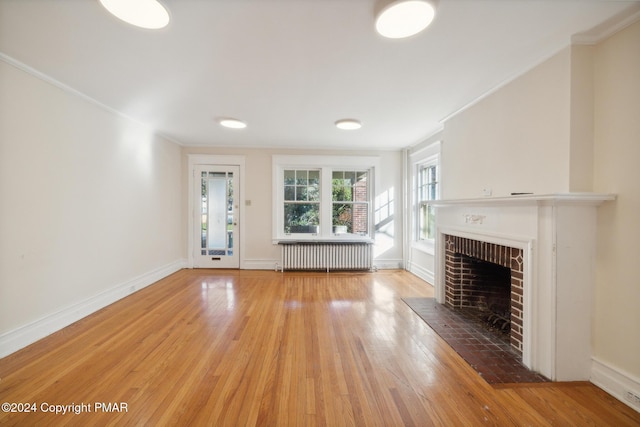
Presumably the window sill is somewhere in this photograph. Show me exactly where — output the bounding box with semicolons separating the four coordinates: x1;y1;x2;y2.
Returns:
274;237;374;245
412;240;435;255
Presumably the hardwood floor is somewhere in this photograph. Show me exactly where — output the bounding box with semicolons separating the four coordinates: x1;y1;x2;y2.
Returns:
1;269;638;426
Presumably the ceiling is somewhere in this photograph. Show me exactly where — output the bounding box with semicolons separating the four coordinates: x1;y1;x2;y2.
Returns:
1;0;639;150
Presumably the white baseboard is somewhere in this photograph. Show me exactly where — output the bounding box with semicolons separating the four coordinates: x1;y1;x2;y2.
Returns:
591;357;640;413
407;262;435;285
373;259;404;270
0;259;187;359
242;259;280;270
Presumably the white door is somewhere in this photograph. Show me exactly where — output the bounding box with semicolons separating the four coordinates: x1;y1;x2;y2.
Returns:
193;165;240;268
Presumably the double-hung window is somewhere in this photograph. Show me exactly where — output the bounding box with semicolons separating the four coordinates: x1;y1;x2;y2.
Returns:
410;141;441;251
284;169;320;234
417;163;438;240
274;155;378;241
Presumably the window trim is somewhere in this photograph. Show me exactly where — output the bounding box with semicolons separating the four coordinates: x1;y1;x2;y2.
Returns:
410;142;441;255
272;155;379;243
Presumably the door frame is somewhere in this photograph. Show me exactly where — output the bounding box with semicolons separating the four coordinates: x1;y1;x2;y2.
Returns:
187;154;246;269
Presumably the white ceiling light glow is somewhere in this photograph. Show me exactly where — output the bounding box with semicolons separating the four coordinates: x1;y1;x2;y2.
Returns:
219;118;247;129
335;119;362;130
375;0;437;39
99;0;170;30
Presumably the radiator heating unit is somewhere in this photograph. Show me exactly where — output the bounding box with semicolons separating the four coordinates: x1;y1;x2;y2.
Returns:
279;242;374;272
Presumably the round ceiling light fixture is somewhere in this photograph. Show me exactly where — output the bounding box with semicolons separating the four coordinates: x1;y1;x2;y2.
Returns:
335;119;362;130
375;0;437;39
99;0;170;30
219;118;247;129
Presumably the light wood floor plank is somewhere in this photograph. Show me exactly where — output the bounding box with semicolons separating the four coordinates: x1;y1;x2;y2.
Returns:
1;269;639;426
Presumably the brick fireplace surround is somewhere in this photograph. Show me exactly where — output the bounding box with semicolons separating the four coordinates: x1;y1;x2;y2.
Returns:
444;235;524;356
432;193;614;381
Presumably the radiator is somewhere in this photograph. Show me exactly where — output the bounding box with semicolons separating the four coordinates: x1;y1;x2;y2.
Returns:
279;242;373;271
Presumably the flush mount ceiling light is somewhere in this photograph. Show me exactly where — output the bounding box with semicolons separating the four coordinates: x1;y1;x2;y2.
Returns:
335;119;362;130
219;118;247;129
99;0;170;29
375;0;437;39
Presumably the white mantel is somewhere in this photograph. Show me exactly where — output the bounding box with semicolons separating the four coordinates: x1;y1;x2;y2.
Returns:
432;193;615;381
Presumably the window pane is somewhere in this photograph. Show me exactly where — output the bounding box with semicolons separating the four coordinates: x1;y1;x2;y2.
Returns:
293;184;319;201
206;173;227;250
332;170;367;202
284;170;296;185
295;186;307;201
308;170;320;185
332;202;368;235
429;165;437;183
428;183;436;200
307;185;319;201
284;186;295;200
332;203;352;232
296;170;308;185
419;203;428;240
284;203;319;234
332;182;351;201
427;204;435;239
352;203;369;235
332;172;344;201
344;171;356;185
419;203;436;240
354;172;368;201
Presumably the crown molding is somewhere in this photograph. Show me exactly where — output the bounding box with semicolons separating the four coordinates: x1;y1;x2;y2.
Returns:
0;52;184;146
572;3;640;45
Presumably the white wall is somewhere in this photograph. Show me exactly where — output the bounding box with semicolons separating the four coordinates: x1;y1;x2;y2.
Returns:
410;46;601;280
0;59;184;355
181;147;404;270
442;48;572;199
569;45;595;192
592;20;640;380
407;50;577;281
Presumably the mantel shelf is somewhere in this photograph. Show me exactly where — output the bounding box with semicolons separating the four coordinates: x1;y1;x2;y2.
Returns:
429;192;616;207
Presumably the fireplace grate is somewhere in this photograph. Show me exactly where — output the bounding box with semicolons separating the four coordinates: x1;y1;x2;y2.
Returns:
485;312;511;333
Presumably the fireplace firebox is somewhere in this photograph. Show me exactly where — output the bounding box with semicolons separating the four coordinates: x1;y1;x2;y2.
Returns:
444;234;524;356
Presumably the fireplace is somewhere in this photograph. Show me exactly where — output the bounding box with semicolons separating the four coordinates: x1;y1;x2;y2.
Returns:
444;235;523;356
431;193;614;381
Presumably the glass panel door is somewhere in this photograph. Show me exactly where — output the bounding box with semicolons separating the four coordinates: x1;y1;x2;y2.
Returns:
194;165;239;268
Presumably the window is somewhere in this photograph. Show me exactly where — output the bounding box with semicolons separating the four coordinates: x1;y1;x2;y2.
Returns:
273;155;378;241
332;171;369;235
284;169;320;233
417;163;438;240
410;141;441;250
